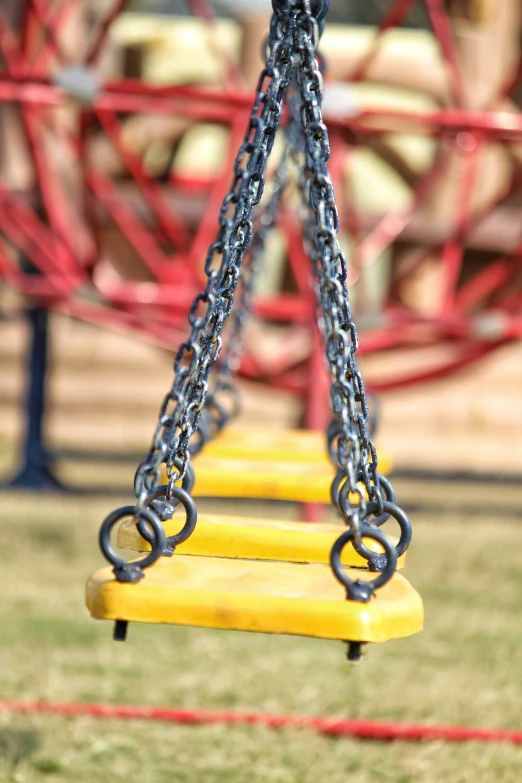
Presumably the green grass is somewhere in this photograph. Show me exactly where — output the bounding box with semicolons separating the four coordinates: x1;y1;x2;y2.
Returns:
0;492;521;782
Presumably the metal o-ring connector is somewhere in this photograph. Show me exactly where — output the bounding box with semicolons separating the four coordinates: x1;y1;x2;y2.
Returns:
351;501;413;570
134;456;196;502
99;505;165;583
330;524;397;602
332;471;396;526
138;485;198;556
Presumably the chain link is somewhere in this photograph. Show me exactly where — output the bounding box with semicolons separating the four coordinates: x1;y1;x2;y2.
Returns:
202;135;292;439
291;5;384;537
100;0;411;598
134;5;300;505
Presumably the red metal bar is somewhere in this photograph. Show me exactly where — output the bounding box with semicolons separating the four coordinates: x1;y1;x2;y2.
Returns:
0;8;27;76
78;110;101;271
85;0;131;66
440;135;482;313
0;6;80;282
20;106;78;272
20;0;36;61
354;143;454;274
424;0;465;107
455;258;519;312
282;214;316;299
302;326;330;522
26;0;66;68
97;281;311;322
1;77;521;141
0;183;79;288
350;0;417;82
367;341;508;393
495;52;522;104
95;108;192;250
30;0;76;75
0;215;68;294
58;299;186;351
86;169;172;278
184;116;246;276
391;156;522;299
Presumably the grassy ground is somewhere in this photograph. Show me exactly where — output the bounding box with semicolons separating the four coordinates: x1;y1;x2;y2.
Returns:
0;491;521;782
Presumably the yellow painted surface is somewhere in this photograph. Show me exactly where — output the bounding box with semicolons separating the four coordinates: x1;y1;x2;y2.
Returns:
118;513;405;569
160;436;391;503
202;428;392;472
86;556;423;642
194;456;334;502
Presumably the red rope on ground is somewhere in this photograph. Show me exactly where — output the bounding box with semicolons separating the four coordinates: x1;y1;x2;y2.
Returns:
1;700;521;745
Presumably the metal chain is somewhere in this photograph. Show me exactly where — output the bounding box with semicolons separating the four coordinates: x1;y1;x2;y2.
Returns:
292;5;384;533
201;134;292;441
133;4;301;507
287;82;383;496
99;0;410;599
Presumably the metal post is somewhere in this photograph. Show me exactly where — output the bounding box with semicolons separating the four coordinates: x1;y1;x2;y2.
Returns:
9;305;64;490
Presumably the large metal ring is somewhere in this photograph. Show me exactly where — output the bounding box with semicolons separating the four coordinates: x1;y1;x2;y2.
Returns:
352;501;412;566
99;505;165;582
332;471;395;525
330;524;397;601
138;485;198;556
134;457;195;499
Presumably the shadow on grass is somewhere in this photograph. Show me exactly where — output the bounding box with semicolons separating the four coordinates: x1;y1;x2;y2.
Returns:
0;727;39;772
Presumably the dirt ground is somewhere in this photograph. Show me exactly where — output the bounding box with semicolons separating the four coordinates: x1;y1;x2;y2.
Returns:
1;313;521;479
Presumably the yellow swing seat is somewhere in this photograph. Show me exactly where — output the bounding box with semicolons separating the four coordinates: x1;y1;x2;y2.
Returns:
118;512;406;569
202;427;392;470
86;555;423;643
168;451;391;504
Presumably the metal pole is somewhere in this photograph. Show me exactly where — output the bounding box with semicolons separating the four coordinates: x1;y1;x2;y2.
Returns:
9;304;63;490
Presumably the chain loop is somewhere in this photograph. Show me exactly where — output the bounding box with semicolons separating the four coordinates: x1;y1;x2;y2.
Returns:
98;0;411;599
134;4;300;503
291;6;387;540
204;132;292;434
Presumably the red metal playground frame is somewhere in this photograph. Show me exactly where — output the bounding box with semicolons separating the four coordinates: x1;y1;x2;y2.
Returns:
0;0;521;408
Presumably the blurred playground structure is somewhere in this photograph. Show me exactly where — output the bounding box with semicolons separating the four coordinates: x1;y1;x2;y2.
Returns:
1;8;522;776
0;0;521;481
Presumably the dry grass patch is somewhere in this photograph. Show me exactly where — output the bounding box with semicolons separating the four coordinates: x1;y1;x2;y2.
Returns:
0;491;521;781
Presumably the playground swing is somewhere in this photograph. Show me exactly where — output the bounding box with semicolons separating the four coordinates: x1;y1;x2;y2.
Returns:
86;0;423;658
120;48;400;581
118;7;398;567
159;91;389;504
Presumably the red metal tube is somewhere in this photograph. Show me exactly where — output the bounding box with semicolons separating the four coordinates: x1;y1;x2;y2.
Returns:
95;108;192;250
30;0;76;75
424;0;465;107
86;169;171;277
350;0;417;82
439;135;482;313
85;0;131;66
